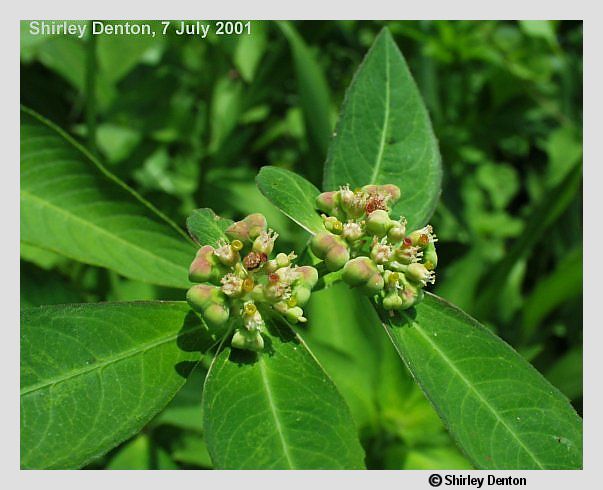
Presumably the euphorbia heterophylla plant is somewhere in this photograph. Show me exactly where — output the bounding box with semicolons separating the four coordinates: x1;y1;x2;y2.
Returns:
20;28;582;470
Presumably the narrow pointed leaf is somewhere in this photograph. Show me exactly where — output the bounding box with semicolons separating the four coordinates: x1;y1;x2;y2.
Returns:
256;166;324;235
21;106;194;288
202;318;365;469
378;293;582;469
186;208;233;247
278;21;333;181
323;28;442;230
21;301;213;469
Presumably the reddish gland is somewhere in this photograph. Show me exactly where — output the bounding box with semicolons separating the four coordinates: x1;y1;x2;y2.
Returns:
365;195;387;214
418;234;429;246
243;252;267;270
403;238;412;247
268;273;279;283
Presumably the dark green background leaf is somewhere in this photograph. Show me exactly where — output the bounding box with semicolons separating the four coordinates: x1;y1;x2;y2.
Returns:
21;107;194;289
21;301;212;469
202;317;365;469
380;293;582;469
323;28;442;230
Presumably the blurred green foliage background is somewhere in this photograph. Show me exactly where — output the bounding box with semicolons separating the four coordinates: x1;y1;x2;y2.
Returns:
20;20;582;469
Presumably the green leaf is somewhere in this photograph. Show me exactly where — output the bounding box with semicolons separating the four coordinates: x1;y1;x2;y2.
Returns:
21;301;213;469
545;348;583;401
20;107;195;289
186;208;233;247
278;21;333;178
323;28;442;230
256;166;325;235
202;316;365;469
379;293;582;469
523;247;582;339
475;162;582;318
107;434;177;470
234;21;268;82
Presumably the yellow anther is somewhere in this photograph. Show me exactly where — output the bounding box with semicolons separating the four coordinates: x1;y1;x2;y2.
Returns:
242;277;255;292
243;303;257;316
332;220;343;234
230;239;243;251
424;260;435;271
387;272;400;286
287;297;297;308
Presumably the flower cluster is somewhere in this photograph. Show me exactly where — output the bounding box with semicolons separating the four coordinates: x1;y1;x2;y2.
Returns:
186;214;318;351
311;184;438;311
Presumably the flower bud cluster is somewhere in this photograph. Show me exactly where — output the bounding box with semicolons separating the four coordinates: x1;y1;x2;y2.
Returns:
311;184;438;311
187;213;318;351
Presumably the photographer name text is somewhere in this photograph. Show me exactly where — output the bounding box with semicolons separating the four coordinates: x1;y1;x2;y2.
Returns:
27;21;252;39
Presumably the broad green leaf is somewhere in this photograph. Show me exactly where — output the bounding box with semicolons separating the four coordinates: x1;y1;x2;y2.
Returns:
21;301;213;469
379;293;582;469
202;316;365;469
21;107;195;289
323;28;442;230
256;166;324;235
186;208;233;247
278;21;333;181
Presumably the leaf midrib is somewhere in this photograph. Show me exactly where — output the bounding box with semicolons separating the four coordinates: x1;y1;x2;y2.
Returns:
21;190;191;281
258;357;295;469
368;39;390;185
397;315;546;469
21;323;205;396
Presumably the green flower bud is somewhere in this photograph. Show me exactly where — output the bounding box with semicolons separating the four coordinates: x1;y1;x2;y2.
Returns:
322;215;344;235
186;284;229;326
220;273;244;298
232;329;264;352
285;306;307;324
310;232;350;271
387;218;407;243
316;191;338;214
362;184;401;205
365;210;393;237
398;282;423;309
339;186;367;218
408;225;435;248
214;241;240;267
342;221;364;242
292;285;312;307
363;271;385;295
251;284;265;302
225;213;267;242
383;291;404;310
406;262;436;286
203;303;231;326
189;246;223;284
296;265;318;289
325;244;350;271
370;240;393;265
423;242;438;270
253;229;278;255
342;256;378;286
